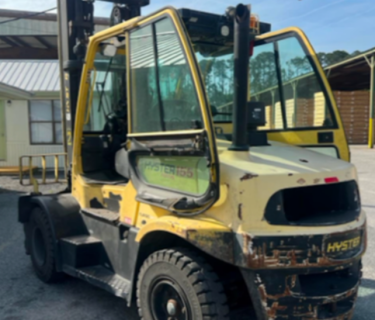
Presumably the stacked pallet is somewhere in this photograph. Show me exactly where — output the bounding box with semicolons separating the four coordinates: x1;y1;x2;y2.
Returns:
259;105;272;130
285;99;295;128
295;98;315;128
314;92;326;127
283;98;314;128
260;91;370;144
274;102;283;129
334;91;370;144
266;98;315;129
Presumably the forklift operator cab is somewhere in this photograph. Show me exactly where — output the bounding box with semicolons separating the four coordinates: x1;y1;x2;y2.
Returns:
76;9;350;206
75;13;219;214
19;3;365;320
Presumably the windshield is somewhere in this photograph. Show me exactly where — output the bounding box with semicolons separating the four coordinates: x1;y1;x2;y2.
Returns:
84;45;127;132
195;34;336;131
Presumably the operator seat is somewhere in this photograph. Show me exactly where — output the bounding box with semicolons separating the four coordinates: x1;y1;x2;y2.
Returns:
115;147;131;179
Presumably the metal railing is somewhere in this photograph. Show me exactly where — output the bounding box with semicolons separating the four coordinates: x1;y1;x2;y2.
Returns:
19;153;67;193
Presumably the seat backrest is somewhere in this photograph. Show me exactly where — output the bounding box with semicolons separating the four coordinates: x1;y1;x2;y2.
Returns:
115;148;130;179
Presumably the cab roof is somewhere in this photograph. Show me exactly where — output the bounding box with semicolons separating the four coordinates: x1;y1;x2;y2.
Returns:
178;8;271;46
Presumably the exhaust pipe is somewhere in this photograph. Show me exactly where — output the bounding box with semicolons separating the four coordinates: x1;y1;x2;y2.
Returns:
230;4;250;151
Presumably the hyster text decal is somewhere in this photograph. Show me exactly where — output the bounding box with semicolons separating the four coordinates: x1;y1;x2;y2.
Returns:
142;162;195;179
327;236;361;253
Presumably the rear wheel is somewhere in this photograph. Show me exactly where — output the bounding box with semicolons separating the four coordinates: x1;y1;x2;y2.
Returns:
29;207;62;283
137;248;229;320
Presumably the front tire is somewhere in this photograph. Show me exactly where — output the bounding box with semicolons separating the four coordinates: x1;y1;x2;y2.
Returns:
29;207;62;283
137;248;229;320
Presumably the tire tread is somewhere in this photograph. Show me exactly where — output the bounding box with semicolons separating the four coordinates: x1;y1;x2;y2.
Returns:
29;207;62;283
137;247;229;320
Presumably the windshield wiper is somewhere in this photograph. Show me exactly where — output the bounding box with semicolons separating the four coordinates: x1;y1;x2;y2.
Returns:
97;57;114;118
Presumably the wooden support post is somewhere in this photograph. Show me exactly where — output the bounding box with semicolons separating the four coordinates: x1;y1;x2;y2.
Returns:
41;156;46;184
271;90;276;129
292;81;298;128
369;56;375;149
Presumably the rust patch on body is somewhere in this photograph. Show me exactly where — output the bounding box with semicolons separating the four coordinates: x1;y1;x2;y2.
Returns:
238;204;243;220
255;273;358;320
240;224;366;269
187;230;234;263
240;173;259;181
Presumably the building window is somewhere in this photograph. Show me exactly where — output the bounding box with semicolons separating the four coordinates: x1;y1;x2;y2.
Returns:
29;100;62;145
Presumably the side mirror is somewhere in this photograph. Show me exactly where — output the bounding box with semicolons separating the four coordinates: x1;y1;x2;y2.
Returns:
247;101;266;128
101;44;117;57
247;101;268;147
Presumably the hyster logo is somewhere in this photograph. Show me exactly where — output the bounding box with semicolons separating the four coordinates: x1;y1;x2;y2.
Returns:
327;236;361;253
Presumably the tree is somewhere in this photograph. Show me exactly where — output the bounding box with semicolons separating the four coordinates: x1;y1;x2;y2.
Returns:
250;51;277;94
317;50;357;67
288;56;310;78
317;52;327;66
325;50;350;66
350;50;362;58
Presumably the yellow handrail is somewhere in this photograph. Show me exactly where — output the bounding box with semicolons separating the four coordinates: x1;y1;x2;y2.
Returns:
19;153;68;193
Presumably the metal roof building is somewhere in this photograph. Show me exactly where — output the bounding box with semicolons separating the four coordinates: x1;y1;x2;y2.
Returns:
0;60;62;168
0;9;110;170
0;60;60;94
0;9;109;60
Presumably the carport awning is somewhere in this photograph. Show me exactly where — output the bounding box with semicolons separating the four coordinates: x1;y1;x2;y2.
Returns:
325;47;375;91
0;82;33;99
0;35;58;59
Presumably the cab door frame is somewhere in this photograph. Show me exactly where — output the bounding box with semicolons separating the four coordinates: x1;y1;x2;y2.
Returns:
256;27;350;161
126;8;220;215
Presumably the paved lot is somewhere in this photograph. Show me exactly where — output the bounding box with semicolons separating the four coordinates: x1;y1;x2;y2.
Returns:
0;146;374;320
0;176;139;320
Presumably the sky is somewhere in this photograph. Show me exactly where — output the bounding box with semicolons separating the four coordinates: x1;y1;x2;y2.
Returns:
1;0;375;54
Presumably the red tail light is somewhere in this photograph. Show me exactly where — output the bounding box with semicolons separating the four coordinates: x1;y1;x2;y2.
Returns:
325;177;339;184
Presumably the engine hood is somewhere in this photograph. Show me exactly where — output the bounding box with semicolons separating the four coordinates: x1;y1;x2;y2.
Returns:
217;140;357;191
213;139;361;235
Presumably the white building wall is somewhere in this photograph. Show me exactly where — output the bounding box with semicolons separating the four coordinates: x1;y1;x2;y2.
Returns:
0;100;64;169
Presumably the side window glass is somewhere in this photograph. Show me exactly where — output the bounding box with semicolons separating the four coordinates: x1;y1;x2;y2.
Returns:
250;43;283;130
85;40;127;132
130;17;202;133
277;37;334;129
198;35;336;132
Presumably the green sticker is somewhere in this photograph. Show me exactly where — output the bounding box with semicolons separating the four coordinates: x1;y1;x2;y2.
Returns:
137;156;210;195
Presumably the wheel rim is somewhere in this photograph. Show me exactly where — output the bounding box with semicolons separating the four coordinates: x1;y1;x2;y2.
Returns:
32;226;46;267
149;278;192;320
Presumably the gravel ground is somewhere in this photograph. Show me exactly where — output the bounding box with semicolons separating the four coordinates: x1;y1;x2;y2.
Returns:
0;146;374;320
351;146;375;319
0;176;66;194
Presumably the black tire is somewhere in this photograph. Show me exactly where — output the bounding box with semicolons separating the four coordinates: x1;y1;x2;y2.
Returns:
29;207;62;283
137;248;229;320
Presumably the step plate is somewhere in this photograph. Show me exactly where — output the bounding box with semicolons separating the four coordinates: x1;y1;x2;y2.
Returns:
60;236;103;268
63;265;131;300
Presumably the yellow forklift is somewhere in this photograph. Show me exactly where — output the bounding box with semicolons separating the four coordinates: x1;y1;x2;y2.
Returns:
19;1;366;319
